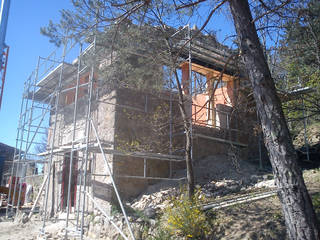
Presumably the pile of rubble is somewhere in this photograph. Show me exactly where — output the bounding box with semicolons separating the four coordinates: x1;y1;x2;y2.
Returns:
131;189;176;210
86;208;159;240
129;154;275;211
202;174;275;198
202;179;243;198
294;123;320;147
0;154;278;240
129;176;276;214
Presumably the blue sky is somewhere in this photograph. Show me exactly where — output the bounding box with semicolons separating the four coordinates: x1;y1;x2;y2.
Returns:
0;1;235;148
0;1;73;147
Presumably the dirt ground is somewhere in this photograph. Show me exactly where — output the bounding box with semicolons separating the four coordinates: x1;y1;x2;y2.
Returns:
0;212;79;240
0;214;40;240
214;195;287;239
214;168;320;240
0;166;319;239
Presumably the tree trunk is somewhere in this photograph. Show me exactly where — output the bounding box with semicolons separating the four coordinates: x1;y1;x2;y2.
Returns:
174;69;195;199
164;36;195;199
228;1;320;239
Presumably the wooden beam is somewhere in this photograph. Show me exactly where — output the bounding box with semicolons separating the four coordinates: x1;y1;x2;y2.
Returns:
180;62;236;82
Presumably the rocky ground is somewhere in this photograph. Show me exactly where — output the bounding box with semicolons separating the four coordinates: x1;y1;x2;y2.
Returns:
214;168;320;240
130;154;274;211
293;122;320;147
294;123;320;168
0;155;319;240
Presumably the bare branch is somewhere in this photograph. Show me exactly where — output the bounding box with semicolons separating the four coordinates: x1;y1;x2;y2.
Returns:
111;0;142;7
252;0;291;23
257;0;272;11
175;0;207;10
173;0;228;63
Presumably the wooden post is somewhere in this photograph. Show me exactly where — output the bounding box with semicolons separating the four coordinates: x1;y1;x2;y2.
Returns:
27;174;48;220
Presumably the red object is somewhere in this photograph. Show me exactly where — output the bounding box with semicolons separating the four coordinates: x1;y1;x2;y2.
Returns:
8;176;19;186
181;63;190;95
61;152;78;211
6;176;26;206
19;183;27;206
0;46;9;110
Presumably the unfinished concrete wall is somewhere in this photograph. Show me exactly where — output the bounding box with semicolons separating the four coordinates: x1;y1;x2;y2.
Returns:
44;84;266;210
193;126;243;159
91;90;117;209
113;88;182;199
45;96;89;213
45;89;113;213
110;87;259;200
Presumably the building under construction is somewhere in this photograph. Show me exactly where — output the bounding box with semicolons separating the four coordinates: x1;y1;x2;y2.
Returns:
4;25;265;239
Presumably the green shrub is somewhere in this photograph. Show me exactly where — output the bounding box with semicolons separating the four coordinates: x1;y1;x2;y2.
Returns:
312;193;320;217
162;191;214;239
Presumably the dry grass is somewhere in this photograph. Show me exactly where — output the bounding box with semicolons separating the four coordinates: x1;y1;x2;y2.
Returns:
212;168;320;240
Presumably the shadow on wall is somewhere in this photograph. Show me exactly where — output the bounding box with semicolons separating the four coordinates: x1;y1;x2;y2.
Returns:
92;179;114;202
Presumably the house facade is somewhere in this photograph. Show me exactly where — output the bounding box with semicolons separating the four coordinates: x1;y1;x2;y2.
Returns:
30;28;266;215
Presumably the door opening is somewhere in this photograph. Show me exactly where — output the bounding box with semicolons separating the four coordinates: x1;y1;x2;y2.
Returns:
61;151;78;210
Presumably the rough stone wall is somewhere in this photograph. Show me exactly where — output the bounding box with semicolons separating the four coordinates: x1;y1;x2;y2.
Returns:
45;96;88;214
193;126;235;159
113;88;182;200
45;89;117;213
44;85;265;210
111;88;261;200
91;90;117;210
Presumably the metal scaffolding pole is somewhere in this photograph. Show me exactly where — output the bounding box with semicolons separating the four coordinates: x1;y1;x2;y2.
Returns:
75;43;83;230
64;41;83;237
80;39;96;240
6;80;27;217
169;71;173;178
90;119;136;240
84;190;130;240
41;39;68;233
11;74;33;215
16;57;40;214
188;24;193;162
302;98;310;161
7;24;200;239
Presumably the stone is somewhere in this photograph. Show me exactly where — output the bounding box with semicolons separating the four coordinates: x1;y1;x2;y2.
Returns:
143;207;156;219
254;179;275;188
149;219;156;226
21;213;29;224
94;216;101;224
215;181;227;188
250;175;259;183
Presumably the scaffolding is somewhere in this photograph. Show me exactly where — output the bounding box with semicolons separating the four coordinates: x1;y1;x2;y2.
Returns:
5;25;252;239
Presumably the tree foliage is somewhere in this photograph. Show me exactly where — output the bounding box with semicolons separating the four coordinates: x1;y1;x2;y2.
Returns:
41;0;320;238
279;0;320;135
41;0;200;197
95;24;168;92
